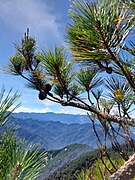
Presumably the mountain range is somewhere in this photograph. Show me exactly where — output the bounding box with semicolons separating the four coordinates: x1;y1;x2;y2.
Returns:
12;112;92;124
9;112;134;151
9;115;103;150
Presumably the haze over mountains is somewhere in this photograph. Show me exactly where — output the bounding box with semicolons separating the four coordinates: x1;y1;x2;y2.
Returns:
12;112;91;124
9;115;103;150
10;112;134;151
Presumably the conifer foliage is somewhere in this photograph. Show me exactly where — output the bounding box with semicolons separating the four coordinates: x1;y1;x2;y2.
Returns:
0;88;47;179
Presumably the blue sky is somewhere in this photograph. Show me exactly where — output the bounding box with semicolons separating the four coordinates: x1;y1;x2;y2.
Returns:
0;0;86;114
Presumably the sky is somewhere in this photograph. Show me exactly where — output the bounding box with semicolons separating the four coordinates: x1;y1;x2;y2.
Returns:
0;0;87;114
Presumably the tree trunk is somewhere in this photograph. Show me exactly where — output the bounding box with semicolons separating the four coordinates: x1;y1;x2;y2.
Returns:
109;153;135;180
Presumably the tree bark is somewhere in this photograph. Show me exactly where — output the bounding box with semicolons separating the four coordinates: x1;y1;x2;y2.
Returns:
109;153;135;180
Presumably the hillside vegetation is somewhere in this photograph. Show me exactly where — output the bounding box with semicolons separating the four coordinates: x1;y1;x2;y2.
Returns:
43;144;92;179
46;148;130;180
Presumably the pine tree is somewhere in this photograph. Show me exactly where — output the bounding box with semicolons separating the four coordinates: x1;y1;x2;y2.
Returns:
6;0;135;179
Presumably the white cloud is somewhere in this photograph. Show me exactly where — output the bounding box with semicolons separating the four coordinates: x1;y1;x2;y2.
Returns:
40;100;87;114
13;106;52;113
0;0;62;41
41;99;57;107
11;104;87;115
56;107;87;115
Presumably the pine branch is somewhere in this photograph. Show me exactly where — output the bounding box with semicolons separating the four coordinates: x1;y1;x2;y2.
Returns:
47;93;135;126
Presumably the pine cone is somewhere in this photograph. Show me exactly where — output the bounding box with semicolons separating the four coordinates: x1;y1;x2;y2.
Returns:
38;91;47;100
